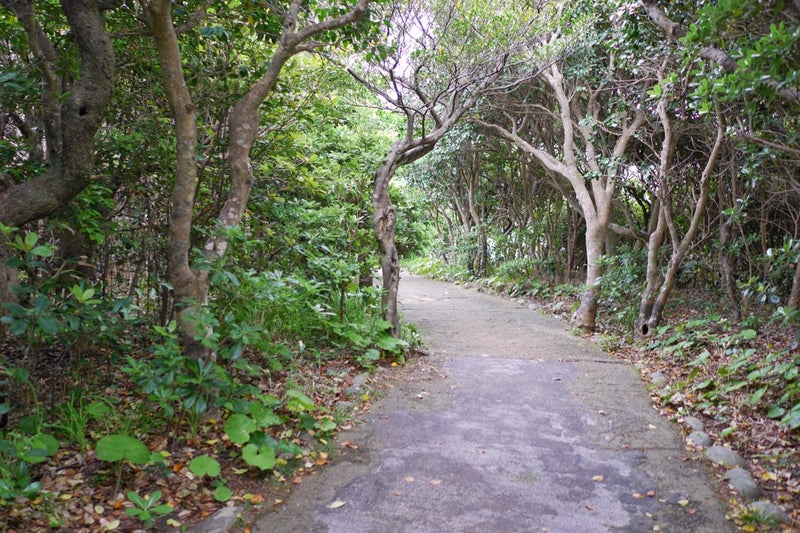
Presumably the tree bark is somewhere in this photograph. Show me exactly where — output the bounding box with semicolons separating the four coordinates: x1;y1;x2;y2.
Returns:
148;0;208;359
373;154;402;335
0;0;115;303
719;215;742;321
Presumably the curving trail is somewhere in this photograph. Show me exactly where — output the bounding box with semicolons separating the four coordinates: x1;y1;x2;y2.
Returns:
253;274;732;533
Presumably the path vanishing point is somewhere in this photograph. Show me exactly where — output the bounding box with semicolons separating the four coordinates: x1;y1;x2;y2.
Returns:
252;273;732;533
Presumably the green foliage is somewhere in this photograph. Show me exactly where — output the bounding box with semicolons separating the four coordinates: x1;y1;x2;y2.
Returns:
0;363;59;503
403;256;472;283
1;231;138;357
122;321;255;433
0;430;58;504
650;321;800;430
189;455;221;478
47;390;120;450
95;434;150;465
741;238;800;306
125;489;173;527
215;387;335;472
596;249;647;332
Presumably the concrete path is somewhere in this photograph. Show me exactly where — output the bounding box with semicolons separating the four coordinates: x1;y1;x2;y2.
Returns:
253;274;732;532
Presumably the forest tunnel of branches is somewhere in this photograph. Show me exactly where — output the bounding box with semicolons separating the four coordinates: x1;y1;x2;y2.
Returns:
1;0;800;527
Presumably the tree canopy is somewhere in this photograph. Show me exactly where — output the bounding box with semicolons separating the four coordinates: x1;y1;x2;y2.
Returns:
1;0;800;527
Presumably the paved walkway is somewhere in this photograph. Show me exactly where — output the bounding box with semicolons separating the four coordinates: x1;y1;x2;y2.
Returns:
253;274;732;532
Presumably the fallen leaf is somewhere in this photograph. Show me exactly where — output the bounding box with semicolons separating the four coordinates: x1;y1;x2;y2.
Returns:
101;518;120;531
342;441;359;449
329;501;347;509
677;499;690;507
647;490;656;497
592;475;604;482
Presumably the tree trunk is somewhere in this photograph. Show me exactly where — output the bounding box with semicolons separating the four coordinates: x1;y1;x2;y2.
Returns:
148;0;209;359
636;103;725;335
373;158;401;335
788;253;800;309
636;203;665;337
0;0;115;304
0;240;17;305
572;217;606;331
719;214;742;322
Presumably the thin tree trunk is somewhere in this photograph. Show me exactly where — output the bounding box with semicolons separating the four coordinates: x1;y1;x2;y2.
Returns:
638;103;725;334
636;202;665;337
373;156;401;335
148;0;208;359
788;254;800;309
719;215;742;321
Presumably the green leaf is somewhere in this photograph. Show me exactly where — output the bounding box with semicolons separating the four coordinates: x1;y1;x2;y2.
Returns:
363;348;381;361
214;485;233;502
285;389;315;413
189;455;221;477
748;386;768;405
126;490;147;508
224;414;256;444
316;417;336;432
85;402;111;419
738;329;757;341
249;402;282;428
95;435;150;464
241;443;276;470
23;232;38;249
37;316;59;335
767;405;786;418
29;245;53;258
31;433;58;455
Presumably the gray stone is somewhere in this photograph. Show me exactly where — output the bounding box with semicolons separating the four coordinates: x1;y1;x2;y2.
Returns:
688;431;713;448
650;371;667;385
188;506;244;533
334;401;356;414
351;373;369;387
343;386;363;398
747;500;792;524
706;446;747;468
724;468;763;501
683;416;705;432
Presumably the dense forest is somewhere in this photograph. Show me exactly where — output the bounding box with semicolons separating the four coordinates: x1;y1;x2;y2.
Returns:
1;0;799;529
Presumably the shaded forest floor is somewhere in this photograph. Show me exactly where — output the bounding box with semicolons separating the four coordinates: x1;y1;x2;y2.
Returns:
0;337;415;532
